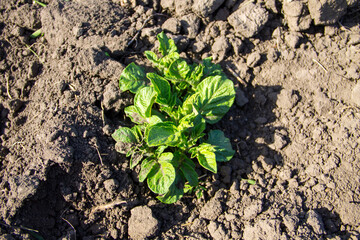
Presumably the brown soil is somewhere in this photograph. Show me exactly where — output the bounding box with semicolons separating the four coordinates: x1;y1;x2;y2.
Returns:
0;0;359;239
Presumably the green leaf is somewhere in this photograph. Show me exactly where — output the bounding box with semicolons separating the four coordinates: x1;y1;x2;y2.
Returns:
192;143;217;173
157;172;184;204
206;130;235;162
242;178;256;185
112;127;137;143
134;86;156;118
157;31;177;56
130;152;143;169
147;161;176;194
181;93;200;116
145;51;159;64
139;157;157;182
147;73;174;106
191;114;206;140
180;160;198;186
195;76;235;124
187;64;204;88
168;59;191;80
202;57;224;78
155;146;168;157
159;152;174;162
124;105;146;124
160;52;180;75
195;185;206;199
131;125;143;142
30;29;42;39
112;127;138;154
119;62;146;94
146;122;179;147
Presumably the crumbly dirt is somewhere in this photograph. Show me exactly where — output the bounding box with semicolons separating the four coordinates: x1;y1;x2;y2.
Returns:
0;0;359;239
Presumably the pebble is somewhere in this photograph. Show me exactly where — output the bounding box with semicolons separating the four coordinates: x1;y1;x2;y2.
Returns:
162;18;181;35
272;132;288;150
193;0;225;17
246;52;261;68
306;210;326;235
285;32;302;49
103;179;119;194
351;82;360;106
180;14;200;39
228;2;269;38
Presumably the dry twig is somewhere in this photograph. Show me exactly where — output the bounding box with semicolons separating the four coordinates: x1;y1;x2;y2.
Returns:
90;199;127;214
226;64;247;87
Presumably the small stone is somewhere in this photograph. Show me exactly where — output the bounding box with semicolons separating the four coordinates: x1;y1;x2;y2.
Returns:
324;25;338;36
347;31;360;45
228;2;269;38
267;48;279;62
272;132;288;150
243;219;282;240
10;26;25;37
345;64;360;80
193;0;226;17
351;82;360;106
288;178;299;188
200;195;223;221
246;52;261;68
225;213;236;221
306;210;326;235
283;215;299;232
229;36;244;56
243;200;263;220
8;99;24;113
128;206;159;240
103;179;119;194
160;0;175;11
260;157;274;172
285;32;302;49
235;88;249;107
278;169;292;181
207;221;228;240
276;89;300;109
175;0;193;16
265;0;279;13
322;154;340;173
212;36;230;61
180;14;200;39
192;40;206;53
283;0;312;31
162;18;181;34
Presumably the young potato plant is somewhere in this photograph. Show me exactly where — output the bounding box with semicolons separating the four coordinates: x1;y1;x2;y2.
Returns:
112;32;235;203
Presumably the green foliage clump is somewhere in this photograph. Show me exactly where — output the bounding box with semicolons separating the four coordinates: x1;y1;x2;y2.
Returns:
113;32;236;203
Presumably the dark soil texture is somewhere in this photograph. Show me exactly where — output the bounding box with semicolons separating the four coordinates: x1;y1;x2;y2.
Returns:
1;0;360;239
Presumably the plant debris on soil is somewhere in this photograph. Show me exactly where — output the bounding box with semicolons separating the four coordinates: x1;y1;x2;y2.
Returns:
0;0;359;239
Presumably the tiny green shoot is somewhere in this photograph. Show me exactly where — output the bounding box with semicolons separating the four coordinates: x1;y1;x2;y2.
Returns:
113;32;236;203
33;0;47;7
242;178;256;185
30;29;43;39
